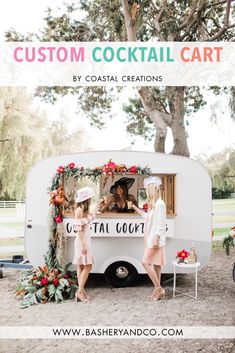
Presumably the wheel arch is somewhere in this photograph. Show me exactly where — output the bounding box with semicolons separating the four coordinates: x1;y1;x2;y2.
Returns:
99;256;143;274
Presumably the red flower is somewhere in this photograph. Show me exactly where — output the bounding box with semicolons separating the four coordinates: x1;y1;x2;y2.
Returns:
176;249;189;259
41;277;49;286
143;203;148;211
53;278;59;286
64;274;70;279
68;162;75;169
129;165;138;174
54;215;63;223
56;165;64;174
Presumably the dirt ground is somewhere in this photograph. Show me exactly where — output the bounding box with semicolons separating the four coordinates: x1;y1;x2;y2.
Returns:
0;243;234;353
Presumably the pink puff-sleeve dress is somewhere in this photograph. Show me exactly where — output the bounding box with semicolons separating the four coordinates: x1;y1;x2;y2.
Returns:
72;208;94;266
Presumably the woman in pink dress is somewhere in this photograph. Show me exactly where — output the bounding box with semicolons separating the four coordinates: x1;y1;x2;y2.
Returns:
131;176;166;300
73;186;95;303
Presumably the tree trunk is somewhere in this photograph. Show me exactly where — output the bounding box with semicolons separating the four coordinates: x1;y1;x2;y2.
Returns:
138;87;169;153
169;87;190;157
121;0;137;41
122;0;190;157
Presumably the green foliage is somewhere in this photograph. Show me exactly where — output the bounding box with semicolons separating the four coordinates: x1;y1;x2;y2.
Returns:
16;262;78;308
0;88;88;200
223;235;235;255
197;148;235;196
212;185;234;199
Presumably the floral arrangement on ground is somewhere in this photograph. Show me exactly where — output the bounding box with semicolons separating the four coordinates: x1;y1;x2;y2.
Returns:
16;261;78;308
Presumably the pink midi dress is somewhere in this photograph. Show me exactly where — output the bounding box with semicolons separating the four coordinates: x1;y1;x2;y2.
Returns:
72;212;94;266
142;198;167;266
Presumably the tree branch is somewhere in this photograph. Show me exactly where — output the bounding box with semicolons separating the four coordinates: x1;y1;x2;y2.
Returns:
153;0;167;41
204;0;227;10
177;0;207;41
178;0;199;30
0;139;10;143
207;23;235;40
206;0;234;41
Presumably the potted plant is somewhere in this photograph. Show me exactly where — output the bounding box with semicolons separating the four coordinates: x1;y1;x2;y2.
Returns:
176;249;189;264
223;226;235;255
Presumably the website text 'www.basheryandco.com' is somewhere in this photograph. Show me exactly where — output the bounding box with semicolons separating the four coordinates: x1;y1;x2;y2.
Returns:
1;326;234;339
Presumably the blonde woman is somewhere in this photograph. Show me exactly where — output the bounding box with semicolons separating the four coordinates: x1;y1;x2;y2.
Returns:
131;176;166;300
73;186;95;303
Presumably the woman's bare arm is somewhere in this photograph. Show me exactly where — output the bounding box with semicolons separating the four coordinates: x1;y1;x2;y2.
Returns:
74;207;87;254
99;195;114;213
131;203;145;217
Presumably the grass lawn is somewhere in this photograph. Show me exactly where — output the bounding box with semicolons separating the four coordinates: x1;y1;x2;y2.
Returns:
212;199;235;207
213;227;230;236
0;252;25;259
0;238;24;247
212;198;235;224
0;208;18;217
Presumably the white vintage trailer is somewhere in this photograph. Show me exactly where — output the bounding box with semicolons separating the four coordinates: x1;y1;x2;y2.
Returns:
25;151;212;287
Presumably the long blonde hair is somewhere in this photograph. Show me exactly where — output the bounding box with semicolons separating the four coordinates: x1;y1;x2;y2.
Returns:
75;198;91;216
146;184;161;210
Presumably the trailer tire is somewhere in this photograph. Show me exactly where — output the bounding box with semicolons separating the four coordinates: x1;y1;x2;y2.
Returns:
105;261;138;287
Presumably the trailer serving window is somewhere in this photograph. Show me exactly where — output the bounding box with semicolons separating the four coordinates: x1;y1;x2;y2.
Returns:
99;174;176;217
62;174;176;217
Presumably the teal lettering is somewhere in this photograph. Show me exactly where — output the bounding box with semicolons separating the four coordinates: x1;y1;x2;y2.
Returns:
103;47;114;62
147;48;158;62
117;47;126;62
92;47;102;62
166;47;174;62
128;47;138;61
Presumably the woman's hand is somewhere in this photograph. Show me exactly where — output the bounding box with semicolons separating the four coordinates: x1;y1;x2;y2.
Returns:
127;201;134;209
152;235;160;248
81;241;87;255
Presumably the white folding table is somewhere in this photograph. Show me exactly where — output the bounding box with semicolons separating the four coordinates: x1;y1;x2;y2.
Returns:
172;260;201;300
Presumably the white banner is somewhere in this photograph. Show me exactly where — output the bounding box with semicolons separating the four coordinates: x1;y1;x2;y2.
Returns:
64;218;174;238
0;42;234;86
0;326;234;339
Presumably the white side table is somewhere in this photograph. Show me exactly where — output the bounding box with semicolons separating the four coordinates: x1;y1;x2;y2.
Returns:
172;260;201;300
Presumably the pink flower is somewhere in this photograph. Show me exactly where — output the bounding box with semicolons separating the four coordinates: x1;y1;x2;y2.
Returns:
54;215;63;223
56;165;64;174
102;160;117;174
64;274;70;279
68;162;75;169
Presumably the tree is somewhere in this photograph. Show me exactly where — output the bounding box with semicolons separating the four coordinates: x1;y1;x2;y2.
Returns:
5;0;235;156
0;87;48;199
0;88;88;199
196;148;235;198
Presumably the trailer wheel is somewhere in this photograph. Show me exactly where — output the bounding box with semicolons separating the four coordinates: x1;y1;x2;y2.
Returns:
105;261;138;287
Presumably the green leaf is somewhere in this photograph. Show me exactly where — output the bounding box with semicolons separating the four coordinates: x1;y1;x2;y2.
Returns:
55;289;64;302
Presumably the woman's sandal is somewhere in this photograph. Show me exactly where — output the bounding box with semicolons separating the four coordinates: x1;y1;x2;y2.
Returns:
75;291;90;303
84;291;91;300
152;287;165;301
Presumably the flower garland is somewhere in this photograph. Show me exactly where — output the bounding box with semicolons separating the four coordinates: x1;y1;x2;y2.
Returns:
49;159;151;225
